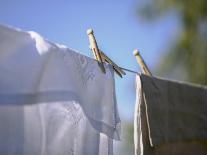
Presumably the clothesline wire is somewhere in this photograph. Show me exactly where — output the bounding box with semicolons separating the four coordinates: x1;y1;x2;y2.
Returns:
119;67;140;75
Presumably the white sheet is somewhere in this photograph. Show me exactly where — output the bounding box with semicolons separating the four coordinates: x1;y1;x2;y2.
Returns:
0;24;120;155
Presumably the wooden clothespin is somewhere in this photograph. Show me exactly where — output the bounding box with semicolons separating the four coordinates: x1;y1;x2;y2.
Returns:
87;28;126;78
133;49;152;76
87;29;106;73
99;50;126;78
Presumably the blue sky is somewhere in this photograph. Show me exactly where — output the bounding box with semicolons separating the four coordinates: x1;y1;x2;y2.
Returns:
0;0;179;120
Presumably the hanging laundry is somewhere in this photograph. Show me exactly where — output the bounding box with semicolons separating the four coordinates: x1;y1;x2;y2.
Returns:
134;74;207;155
0;24;120;155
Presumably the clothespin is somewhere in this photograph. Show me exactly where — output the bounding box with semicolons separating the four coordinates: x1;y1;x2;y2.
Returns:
99;50;126;78
133;49;152;76
87;28;126;78
87;29;106;73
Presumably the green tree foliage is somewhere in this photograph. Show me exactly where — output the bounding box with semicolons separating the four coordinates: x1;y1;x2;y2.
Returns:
139;0;207;85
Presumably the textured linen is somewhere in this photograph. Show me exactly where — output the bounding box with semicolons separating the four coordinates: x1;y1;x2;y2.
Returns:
0;24;120;155
134;74;207;155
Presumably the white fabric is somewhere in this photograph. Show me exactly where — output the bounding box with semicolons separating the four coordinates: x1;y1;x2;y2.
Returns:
134;74;207;155
0;24;120;155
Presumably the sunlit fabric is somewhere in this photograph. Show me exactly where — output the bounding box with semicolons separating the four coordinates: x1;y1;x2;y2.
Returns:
134;74;207;155
0;25;120;155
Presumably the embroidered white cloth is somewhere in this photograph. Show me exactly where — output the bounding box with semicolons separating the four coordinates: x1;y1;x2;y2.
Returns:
134;74;207;155
0;25;120;155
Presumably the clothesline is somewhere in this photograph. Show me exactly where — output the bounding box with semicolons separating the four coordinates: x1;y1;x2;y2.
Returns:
119;67;140;75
